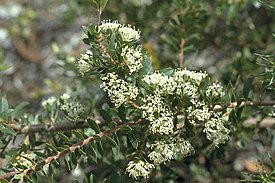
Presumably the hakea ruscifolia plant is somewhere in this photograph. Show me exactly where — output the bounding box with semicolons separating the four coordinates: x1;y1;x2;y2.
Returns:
76;20;230;179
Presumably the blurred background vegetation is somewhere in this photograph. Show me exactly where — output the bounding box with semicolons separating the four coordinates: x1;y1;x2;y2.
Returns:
0;0;274;182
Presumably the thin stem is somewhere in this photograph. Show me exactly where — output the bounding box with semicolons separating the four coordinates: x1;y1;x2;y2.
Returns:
0;119;144;181
213;101;275;111
179;38;185;68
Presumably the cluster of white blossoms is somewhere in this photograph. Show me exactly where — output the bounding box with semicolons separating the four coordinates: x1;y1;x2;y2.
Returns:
98;20;141;42
12;152;36;171
148;138;194;165
142;72;177;95
60;101;84;120
121;45;143;74
173;68;208;84
187;102;212;125
100;72;138;107
140;94;174;134
41;96;57;109
126;160;155;179
59;93;84;120
206;82;225;98
76;49;93;76
203;113;230;147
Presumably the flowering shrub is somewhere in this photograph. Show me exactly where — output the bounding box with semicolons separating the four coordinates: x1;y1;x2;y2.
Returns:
76;20;230;179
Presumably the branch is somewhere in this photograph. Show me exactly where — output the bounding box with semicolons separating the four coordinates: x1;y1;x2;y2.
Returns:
213;101;275;111
5;101;275;134
6;121;90;134
0;119;143;182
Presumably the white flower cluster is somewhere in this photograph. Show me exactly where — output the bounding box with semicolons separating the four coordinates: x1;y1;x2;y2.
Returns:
100;72;138;107
180;82;198;99
148;138;194;165
142;69;207;98
174;68;208;84
121;45;143;74
12;152;36;171
60;101;84;120
126;160;155;179
98;20;120;32
203;113;230;147
140;94;174;134
99;20;141;42
142;72;177;94
206;82;225;98
187;102;211;125
76;49;93;76
41;96;57;109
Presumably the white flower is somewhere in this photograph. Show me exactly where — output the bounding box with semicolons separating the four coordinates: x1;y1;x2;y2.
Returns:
140;94;174;134
41;96;57;109
12;152;36;171
187;105;212;125
60;93;70;101
126;160;154;179
77;49;93;76
203;113;230;147
98;20;121;32
173;138;194;157
206;82;225;98
100;73;139;107
121;45;143;74
148;138;193;165
269;111;275;118
180;82;198;98
60;101;84;120
149;114;174;135
118;26;141;42
148;140;174;165
174;68;208;84
142;72;177;95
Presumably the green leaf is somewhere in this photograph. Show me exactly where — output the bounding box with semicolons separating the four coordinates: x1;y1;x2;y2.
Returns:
0;64;11;72
1;128;16;136
73;130;85;140
100;109;112;123
139;56;153;75
89;144;98;161
11;102;29;118
76;147;86;156
0;97;9;113
160;67;174;75
119;126;132;134
128;134;138;149
106;135;118;148
243;77;254;99
33;151;47;158
87;118;101;133
58;132;70;143
46;143;58;153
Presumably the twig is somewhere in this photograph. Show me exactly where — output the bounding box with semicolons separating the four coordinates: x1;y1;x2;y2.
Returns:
6;121;89;134
97;33;118;65
213;101;275;111
179;38;185;68
0;119;143;182
5;101;275;135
